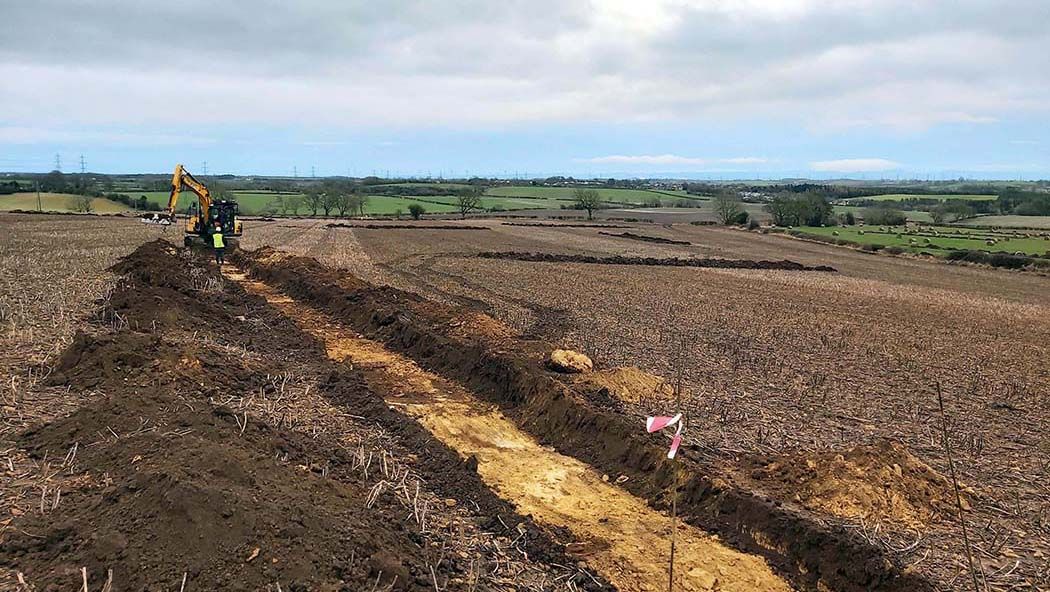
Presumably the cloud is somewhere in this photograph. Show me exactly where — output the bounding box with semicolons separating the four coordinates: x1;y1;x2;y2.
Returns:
0;1;1047;132
580;154;767;167
809;158;901;172
0;126;213;146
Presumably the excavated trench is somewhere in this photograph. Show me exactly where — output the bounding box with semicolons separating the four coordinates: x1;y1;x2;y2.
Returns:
231;247;935;592
228;269;792;592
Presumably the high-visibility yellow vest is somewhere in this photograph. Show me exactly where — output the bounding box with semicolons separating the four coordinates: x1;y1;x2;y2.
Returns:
212;232;225;248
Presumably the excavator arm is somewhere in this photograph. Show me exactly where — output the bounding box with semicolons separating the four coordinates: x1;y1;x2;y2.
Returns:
165;164;212;223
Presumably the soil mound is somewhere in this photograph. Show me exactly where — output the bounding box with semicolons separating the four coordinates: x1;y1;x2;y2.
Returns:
11;242;606;592
574;366;673;405
598;231;692;245
477;251;838;272
747;440;967;529
446;311;514;341
11;386;441;591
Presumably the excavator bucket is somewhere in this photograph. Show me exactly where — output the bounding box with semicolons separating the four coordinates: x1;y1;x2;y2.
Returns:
140;213;174;226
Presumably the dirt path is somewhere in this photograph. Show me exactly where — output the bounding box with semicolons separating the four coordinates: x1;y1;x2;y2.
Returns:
226;268;794;592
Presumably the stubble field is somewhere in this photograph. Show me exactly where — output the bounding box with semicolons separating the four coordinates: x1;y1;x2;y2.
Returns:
2;212;1048;591
242;217;1050;590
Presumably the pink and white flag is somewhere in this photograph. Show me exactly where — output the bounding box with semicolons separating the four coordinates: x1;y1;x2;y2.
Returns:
645;413;682;433
646;413;685;459
667;427;683;460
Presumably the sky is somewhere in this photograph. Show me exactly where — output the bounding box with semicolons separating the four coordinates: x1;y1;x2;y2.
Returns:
1;0;1048;179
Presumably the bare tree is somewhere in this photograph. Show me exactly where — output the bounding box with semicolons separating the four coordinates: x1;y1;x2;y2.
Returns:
334;193;354;217
69;195;94;213
304;190;323;216
573;188;601;220
456;188;483;219
320;191;339;217
356;194;369;216
712;191;744;225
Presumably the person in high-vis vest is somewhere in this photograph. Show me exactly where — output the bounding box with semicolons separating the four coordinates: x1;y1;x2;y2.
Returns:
212;223;225;266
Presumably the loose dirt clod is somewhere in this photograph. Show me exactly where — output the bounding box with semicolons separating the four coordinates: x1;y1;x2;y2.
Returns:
548;349;593;373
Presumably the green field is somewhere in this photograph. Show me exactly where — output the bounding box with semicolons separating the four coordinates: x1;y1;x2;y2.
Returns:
848;193;997;202
359;196;459;215
127;185;704;215
833;205;933;222
0;193;131;213
132;191;292;214
373;182;473;190
796;224;1050;256
484;186;694;205
955;215;1050;229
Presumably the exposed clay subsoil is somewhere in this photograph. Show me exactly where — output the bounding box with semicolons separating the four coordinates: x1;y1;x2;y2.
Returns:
598;232;692;245
477;251;838;272
5;242;605;592
235;247;931;592
230;271;793;592
572;367;674;411
327;223;489;230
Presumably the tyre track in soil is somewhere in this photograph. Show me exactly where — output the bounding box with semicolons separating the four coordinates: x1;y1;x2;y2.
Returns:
225;268;794;592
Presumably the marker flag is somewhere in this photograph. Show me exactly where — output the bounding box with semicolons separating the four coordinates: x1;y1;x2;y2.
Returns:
667;423;684;459
645;413;682;433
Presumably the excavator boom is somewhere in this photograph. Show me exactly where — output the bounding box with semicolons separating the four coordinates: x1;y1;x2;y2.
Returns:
165;164;212;223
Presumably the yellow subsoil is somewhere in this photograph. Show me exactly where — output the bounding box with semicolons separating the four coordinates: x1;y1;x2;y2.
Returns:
228;269;793;592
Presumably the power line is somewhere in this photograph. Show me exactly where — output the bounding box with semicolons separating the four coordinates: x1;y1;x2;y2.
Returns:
54;154;61;172
202;161;208;175
79;154;86;174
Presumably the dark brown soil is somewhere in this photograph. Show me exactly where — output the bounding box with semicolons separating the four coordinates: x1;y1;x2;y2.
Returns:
326;223;489;230
236;248;929;592
477;251;838;272
7;241;606;592
597;231;692;245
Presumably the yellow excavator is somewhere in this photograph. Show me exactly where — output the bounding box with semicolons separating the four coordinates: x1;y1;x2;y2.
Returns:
143;164;243;248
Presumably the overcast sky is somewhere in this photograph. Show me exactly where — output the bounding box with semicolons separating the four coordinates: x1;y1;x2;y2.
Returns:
2;0;1048;177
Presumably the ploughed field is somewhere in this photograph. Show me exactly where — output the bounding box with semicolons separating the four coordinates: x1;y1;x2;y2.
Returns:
242;217;1050;590
2;213;1048;591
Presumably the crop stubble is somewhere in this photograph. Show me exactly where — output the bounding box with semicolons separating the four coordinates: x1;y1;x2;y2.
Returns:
246;219;1050;590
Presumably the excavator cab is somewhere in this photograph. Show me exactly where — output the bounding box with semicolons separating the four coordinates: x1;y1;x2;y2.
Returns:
185;199;242;245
